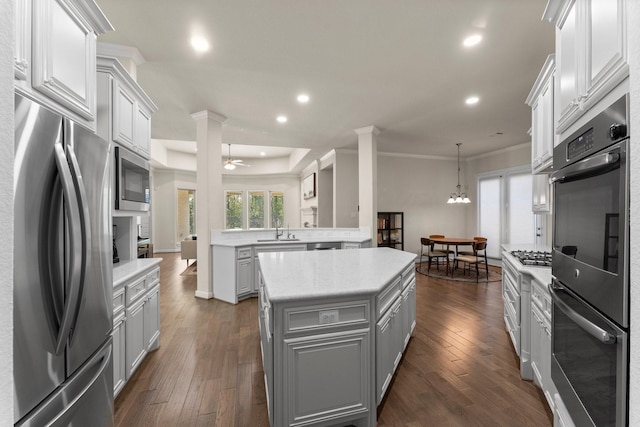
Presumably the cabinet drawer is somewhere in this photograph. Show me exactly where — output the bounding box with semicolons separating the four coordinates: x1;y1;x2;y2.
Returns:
284;300;370;334
237;247;252;259
401;265;415;288
255;244;306;254
113;286;125;314
126;277;146;305
377;276;402;318
145;268;160;287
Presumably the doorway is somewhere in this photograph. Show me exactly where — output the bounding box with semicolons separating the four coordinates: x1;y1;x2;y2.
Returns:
177;189;196;242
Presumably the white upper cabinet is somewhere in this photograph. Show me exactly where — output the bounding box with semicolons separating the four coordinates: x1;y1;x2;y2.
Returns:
96;56;157;159
526;55;556;174
545;0;628;134
14;0;30;81
15;0;113;130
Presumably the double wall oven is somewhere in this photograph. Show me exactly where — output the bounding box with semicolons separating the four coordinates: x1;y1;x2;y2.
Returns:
550;94;629;427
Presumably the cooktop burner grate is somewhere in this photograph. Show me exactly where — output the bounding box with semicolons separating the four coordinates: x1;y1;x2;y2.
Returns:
510;250;552;267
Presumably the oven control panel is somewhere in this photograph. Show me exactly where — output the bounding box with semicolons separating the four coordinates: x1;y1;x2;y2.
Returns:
567;128;594;161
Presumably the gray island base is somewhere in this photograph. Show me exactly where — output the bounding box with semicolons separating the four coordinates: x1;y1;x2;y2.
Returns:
258;247;417;427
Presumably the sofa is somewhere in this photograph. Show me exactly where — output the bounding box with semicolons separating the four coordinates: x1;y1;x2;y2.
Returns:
181;235;197;265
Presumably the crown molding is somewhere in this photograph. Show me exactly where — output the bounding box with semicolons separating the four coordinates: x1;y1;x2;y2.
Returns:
97;42;145;65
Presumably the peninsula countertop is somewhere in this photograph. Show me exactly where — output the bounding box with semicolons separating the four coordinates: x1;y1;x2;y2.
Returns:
258;247;416;302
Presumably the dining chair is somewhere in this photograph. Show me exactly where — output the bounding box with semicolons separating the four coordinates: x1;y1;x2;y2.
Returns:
453;240;489;282
419;237;448;272
457;236;487;256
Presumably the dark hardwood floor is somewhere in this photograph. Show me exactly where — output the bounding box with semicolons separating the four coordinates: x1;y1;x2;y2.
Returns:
114;253;552;426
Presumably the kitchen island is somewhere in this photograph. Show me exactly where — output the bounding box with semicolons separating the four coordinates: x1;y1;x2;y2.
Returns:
257;247;416;427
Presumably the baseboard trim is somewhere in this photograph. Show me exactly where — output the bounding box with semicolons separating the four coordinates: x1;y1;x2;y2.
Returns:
195;290;213;300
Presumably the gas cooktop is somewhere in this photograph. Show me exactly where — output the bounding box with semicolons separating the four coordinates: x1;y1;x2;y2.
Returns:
510;250;552;267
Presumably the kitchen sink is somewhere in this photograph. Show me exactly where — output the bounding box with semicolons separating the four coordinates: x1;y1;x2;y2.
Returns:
256;238;301;242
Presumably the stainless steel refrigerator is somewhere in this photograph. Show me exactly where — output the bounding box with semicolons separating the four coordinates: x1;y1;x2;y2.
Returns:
14;94;114;426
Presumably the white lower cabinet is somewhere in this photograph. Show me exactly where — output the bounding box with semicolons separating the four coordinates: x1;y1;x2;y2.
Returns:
125;296;146;377
114;263;161;398
112;311;126;398
236;257;253;296
144;284;160;351
376;304;395;404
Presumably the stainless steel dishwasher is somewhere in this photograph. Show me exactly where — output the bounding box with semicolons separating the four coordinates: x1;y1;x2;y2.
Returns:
306;242;342;250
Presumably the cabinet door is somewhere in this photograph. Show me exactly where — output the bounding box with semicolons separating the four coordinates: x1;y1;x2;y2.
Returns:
556;2;579;128
586;0;627;107
530;306;544;389
125;298;146;377
134;106;151;158
408;280;417;337
376;298;402;404
236;258;253;295
144;285;160;351
532;174;551;213
112;313;127;398
31;0;96;120
113;80;135;148
282;330;370;426
14;0;30;80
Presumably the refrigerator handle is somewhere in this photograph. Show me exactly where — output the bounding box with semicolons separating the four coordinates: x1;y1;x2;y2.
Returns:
52;142;83;356
66;141;91;345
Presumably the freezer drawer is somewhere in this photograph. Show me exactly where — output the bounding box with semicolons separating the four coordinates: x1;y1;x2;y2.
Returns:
16;339;114;427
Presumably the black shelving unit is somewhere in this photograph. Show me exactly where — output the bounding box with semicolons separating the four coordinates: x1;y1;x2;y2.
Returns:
377;212;404;250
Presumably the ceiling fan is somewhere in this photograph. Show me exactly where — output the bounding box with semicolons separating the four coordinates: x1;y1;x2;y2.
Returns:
224;144;250;170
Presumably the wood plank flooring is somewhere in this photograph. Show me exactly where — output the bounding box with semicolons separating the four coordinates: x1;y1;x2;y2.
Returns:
114;253;552;426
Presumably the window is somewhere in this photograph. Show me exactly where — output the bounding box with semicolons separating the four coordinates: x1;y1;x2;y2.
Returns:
225;191;243;229
225;190;285;230
248;191;265;229
478;166;534;259
270;191;284;228
176;189;196;240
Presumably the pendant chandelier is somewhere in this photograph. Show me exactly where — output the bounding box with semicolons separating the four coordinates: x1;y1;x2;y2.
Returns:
447;143;471;204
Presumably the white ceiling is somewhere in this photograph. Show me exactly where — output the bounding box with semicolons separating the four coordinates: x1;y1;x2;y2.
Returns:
95;0;554;160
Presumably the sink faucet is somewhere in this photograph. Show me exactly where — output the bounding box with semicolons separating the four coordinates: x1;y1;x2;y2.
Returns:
286;224;291;240
275;224;283;240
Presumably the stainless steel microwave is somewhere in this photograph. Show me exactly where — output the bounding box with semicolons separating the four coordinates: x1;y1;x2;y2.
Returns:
114;146;150;211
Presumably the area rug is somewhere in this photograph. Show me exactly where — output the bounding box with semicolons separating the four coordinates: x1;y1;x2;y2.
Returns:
181;261;197;276
416;263;502;283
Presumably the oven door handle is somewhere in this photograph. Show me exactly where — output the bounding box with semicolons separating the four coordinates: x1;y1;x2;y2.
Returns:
549;282;617;344
550;151;620;183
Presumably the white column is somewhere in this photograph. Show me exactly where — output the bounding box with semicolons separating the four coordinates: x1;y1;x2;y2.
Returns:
191;110;226;299
355;126;380;245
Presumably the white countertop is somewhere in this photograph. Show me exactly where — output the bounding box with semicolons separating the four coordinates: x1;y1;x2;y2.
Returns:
258;247;416;302
213;236;371;248
113;257;162;287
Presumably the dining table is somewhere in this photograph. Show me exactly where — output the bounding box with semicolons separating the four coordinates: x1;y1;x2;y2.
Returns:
429;237;478;275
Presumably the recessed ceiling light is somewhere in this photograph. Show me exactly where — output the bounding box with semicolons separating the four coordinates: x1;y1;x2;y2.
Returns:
276;115;288;123
463;34;483;48
190;36;210;53
465;96;480;105
260;151;266;156
297;94;310;104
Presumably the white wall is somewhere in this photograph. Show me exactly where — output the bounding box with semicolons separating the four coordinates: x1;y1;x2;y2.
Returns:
377;153;468;256
0;0;13;421
151;169;197;252
628;1;640;423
